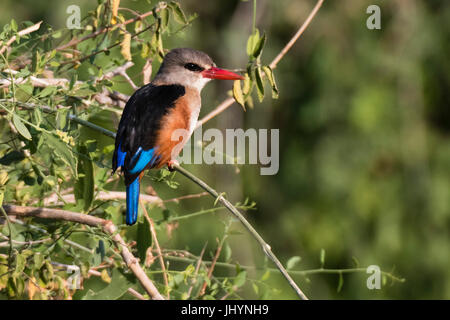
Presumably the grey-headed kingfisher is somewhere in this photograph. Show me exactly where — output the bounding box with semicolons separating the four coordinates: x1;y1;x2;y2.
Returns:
112;48;244;225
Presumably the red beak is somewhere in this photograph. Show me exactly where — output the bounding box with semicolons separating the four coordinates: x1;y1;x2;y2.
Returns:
202;67;244;80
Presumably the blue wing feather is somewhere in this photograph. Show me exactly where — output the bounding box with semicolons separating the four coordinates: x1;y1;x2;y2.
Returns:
116;142;126;168
129;147;156;174
119;146;157;225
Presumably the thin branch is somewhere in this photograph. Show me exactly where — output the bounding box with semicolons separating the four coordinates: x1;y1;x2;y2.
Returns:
2;204;164;300
54;6;162;52
196;97;235;129
68;114;116;138
269;0;324;69
61;23;155;66
186;242;207;298
0;237;51;247
163;192;209;203
98;61;138;90
199;237;225;297
56;118;308;299
196;0;324;128
127;288;148;300
172;164;309;300
140;200;169;298
0;21;43;54
162;254;405;283
42;191;162;207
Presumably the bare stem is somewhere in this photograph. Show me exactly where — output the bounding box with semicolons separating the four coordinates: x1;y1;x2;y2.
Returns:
55;6;162;52
140;201;169;298
56;118;309;299
0;21;42;54
196;0;324;128
1;205;164;300
172;164;309;300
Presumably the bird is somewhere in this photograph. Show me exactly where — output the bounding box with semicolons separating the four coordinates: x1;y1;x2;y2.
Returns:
112;48;244;225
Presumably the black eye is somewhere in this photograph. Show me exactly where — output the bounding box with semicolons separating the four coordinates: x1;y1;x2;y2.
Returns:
184;63;204;72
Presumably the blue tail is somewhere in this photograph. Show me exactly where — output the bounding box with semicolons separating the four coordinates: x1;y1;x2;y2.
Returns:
126;178;140;225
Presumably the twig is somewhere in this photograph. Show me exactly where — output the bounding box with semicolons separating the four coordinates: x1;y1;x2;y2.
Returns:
127;288;148;300
51;119;308;299
61;23;155;66
196;0;324;128
42;191;162;207
186;242;207;298
0;237;51;247
0;68;79;87
269;0;324;69
2;204;164;300
68;114;116;138
140;200;169;298
196;97;235;129
172;164;308;300
163;192;210;203
0;21;43;55
199;237;225;297
162;254;405;284
55;7;161;52
99;61;138;90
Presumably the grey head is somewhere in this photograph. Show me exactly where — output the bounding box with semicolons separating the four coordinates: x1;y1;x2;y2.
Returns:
153;48;216;91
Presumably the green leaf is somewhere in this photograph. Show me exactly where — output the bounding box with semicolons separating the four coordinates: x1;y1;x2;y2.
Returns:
56;109;68;129
74;145;94;211
43;132;77;178
13;114;32;140
234;270;247;288
261;270;270;281
252;32;266;59
160;7;170;30
233;80;246;111
69;73;77;91
15;83;33;102
14;254;26;277
10;19;17;32
262;65;279;99
37;86;57;98
337;272;344;293
252;283;259;295
320;248;326;267
223;242;232;262
137;217;152;262
246;29;260;57
242;73;252;96
286;256;301;270
33;253;45;269
255;67;265;102
169;2;188;25
81;269;132;300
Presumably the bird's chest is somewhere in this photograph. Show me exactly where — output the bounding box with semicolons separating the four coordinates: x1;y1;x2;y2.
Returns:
153;88;200;166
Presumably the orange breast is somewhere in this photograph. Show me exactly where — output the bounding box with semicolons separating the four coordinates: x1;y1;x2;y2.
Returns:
153;87;200;168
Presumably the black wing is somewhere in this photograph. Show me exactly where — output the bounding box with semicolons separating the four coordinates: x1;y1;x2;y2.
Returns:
112;83;185;184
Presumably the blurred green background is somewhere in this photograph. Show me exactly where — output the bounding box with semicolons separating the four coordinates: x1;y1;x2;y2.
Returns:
1;0;449;299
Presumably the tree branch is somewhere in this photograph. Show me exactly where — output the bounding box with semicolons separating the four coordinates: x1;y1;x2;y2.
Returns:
1;204;164;300
171;164;309;300
0;21;43;55
64;115;309;299
196;0;324;128
54;6;163;52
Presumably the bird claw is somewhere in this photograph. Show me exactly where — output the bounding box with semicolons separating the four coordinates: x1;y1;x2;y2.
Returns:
167;159;179;171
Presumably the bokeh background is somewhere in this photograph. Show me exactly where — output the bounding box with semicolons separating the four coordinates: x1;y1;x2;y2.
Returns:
1;0;449;299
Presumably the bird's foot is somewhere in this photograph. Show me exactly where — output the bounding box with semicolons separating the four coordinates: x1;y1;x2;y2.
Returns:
167;159;179;171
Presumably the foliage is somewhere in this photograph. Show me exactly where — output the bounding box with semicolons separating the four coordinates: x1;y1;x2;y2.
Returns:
0;0;436;300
